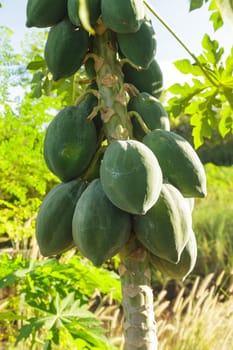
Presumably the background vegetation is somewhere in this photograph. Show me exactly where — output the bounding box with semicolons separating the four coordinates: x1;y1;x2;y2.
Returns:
0;1;233;349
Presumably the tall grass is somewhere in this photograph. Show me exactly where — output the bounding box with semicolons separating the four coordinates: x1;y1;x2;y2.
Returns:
192;163;233;275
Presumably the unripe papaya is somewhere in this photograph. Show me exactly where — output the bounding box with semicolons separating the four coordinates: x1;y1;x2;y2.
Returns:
44;18;89;81
26;0;67;28
44;105;97;182
128;92;170;141
36;179;86;257
101;0;145;33
133;183;192;263
100;140;162;215
117;19;156;69
72;179;131;266
143;130;207;198
150;229;197;280
67;0;101;27
123;58;163;98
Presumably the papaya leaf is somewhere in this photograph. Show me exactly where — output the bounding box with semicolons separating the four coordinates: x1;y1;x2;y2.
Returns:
222;47;233;78
173;59;203;76
201;34;224;65
209;9;223;30
218;110;233;137
16;318;44;344
189;0;205;11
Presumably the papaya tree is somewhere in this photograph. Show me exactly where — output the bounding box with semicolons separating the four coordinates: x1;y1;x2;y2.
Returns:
25;0;208;349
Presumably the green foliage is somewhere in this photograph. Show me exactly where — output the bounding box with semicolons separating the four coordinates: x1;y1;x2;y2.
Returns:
167;34;233;148
0;253;121;349
189;0;223;30
193;163;233;274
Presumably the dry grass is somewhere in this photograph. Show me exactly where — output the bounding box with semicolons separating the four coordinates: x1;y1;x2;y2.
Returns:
97;272;233;350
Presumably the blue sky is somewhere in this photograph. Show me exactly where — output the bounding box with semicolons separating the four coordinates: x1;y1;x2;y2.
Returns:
0;0;232;86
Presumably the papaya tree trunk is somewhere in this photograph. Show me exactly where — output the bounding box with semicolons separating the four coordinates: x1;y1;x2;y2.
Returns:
93;27;158;350
119;237;158;349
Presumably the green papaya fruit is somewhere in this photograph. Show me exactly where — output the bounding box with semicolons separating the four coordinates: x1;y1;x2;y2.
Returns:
101;0;145;33
133;183;192;263
72;179;131;266
127;92;170;141
44;18;89;80
26;0;67;28
143;130;207;198
67;0;101;27
100;139;162;215
44;105;97;182
117;19;156;69
36;178;86;256
150;229;197;280
123;58;163;98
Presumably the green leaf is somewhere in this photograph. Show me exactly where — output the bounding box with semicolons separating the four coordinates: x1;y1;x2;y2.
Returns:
202;34;224;64
27;59;46;70
173;59;202;76
0;312;26;321
209;10;223;30
189;0;204;11
218;109;233;137
16;318;44;344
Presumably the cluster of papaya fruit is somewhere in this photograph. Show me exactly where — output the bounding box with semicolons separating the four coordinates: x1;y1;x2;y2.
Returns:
27;0;207;280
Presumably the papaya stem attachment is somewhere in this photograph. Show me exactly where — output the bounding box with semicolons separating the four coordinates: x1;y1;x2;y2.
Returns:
75;88;101;106
82;144;106;181
143;0;218;87
120;58;143;71
128;111;151;135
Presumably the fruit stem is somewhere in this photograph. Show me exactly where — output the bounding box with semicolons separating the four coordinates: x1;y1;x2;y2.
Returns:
119;237;158;350
128;111;151;135
143;0;218;87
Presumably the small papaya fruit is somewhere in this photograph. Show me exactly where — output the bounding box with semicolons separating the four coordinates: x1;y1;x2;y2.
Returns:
100;139;162;215
44;18;89;80
133;183;192;263
150;229;197;280
101;0;145;33
123;58;163;98
143;130;207;198
127;92;170;141
44;105;97;182
26;0;67;28
117;19;156;69
72;179;131;266
36;179;87;257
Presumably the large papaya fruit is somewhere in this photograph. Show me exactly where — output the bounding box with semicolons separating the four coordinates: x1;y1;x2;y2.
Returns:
150;229;197;280
36;178;86;257
44;105;97;182
72;179;131;266
133;183;192;263
127;92;170;141
44;18;89;80
101;0;145;33
67;0;101;27
100;139;162;215
117;19;156;69
143;130;207;198
26;0;67;28
123;58;163;99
